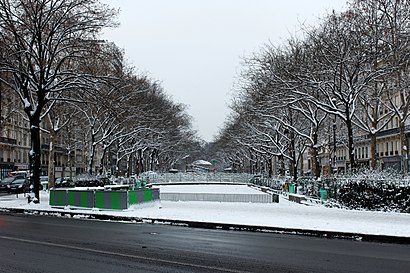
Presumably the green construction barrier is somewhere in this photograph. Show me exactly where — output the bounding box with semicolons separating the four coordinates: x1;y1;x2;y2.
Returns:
67;190;94;208
49;190;68;207
95;191;128;210
128;188;159;206
51;188;160;210
143;188;153;202
152;188;160;200
319;188;328;201
128;190;144;205
128;190;137;205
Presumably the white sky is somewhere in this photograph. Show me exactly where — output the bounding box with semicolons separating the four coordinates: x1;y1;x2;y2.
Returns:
100;0;347;142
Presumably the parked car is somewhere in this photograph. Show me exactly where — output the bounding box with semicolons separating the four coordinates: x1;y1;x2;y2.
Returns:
0;177;17;191
96;176;111;187
75;178;100;187
7;178;32;193
54;177;75;188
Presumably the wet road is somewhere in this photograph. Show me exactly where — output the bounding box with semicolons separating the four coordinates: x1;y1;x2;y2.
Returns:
0;213;409;273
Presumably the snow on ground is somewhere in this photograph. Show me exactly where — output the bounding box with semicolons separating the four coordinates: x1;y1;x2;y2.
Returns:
1;183;410;238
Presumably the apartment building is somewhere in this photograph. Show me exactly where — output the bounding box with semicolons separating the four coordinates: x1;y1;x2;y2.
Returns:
0;110;90;179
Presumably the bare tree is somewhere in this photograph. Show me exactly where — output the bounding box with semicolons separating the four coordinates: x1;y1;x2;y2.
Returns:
0;0;116;202
374;0;410;173
44;102;78;189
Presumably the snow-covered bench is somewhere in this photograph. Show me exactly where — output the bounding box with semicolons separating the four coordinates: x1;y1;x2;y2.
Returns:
288;194;306;204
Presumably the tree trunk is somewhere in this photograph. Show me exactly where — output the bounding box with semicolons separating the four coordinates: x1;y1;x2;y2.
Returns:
138;149;144;174
48;130;56;189
150;149;155;171
399;121;408;174
311;131;320;178
88;134;96;175
278;154;285;176
30;117;41;203
289;131;297;182
126;154;131;177
68;148;73;178
98;146;108;176
370;133;377;170
346;112;356;172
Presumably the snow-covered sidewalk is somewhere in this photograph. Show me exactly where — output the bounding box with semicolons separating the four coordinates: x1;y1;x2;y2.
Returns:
1;184;409;238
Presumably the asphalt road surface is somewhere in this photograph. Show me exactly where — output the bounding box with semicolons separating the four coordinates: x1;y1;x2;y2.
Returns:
0;213;409;273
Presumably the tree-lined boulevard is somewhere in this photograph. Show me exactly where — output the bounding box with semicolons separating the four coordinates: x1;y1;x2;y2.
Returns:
1;0;409;203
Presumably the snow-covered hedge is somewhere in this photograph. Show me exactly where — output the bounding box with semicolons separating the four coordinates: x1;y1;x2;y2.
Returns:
259;170;410;213
335;180;410;213
332;170;410;213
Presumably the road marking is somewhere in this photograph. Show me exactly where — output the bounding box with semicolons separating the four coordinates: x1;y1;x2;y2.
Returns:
0;235;249;273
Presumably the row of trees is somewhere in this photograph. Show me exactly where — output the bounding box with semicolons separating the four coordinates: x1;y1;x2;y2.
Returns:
214;0;409;180
0;0;199;202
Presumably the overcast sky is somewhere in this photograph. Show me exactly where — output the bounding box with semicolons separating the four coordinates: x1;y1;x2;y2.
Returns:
100;0;347;142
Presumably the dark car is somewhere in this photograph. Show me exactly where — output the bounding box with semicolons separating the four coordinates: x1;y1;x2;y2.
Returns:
75;178;99;187
55;177;75;188
0;177;16;191
7;178;32;193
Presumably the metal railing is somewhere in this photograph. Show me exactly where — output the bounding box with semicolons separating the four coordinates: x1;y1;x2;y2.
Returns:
141;172;256;184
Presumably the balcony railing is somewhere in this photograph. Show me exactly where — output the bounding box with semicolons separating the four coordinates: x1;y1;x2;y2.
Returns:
41;144;68;153
0;137;17;145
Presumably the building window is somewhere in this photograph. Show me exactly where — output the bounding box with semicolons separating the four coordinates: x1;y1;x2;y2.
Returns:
385;143;389;156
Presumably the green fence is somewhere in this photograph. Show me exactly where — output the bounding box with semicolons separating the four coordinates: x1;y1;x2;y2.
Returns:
49;190;68;207
67;190;94;208
49;188;160;210
95;191;128;210
128;189;160;205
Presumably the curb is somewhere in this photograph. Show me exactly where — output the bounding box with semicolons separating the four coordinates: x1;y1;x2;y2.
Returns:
1;207;410;245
